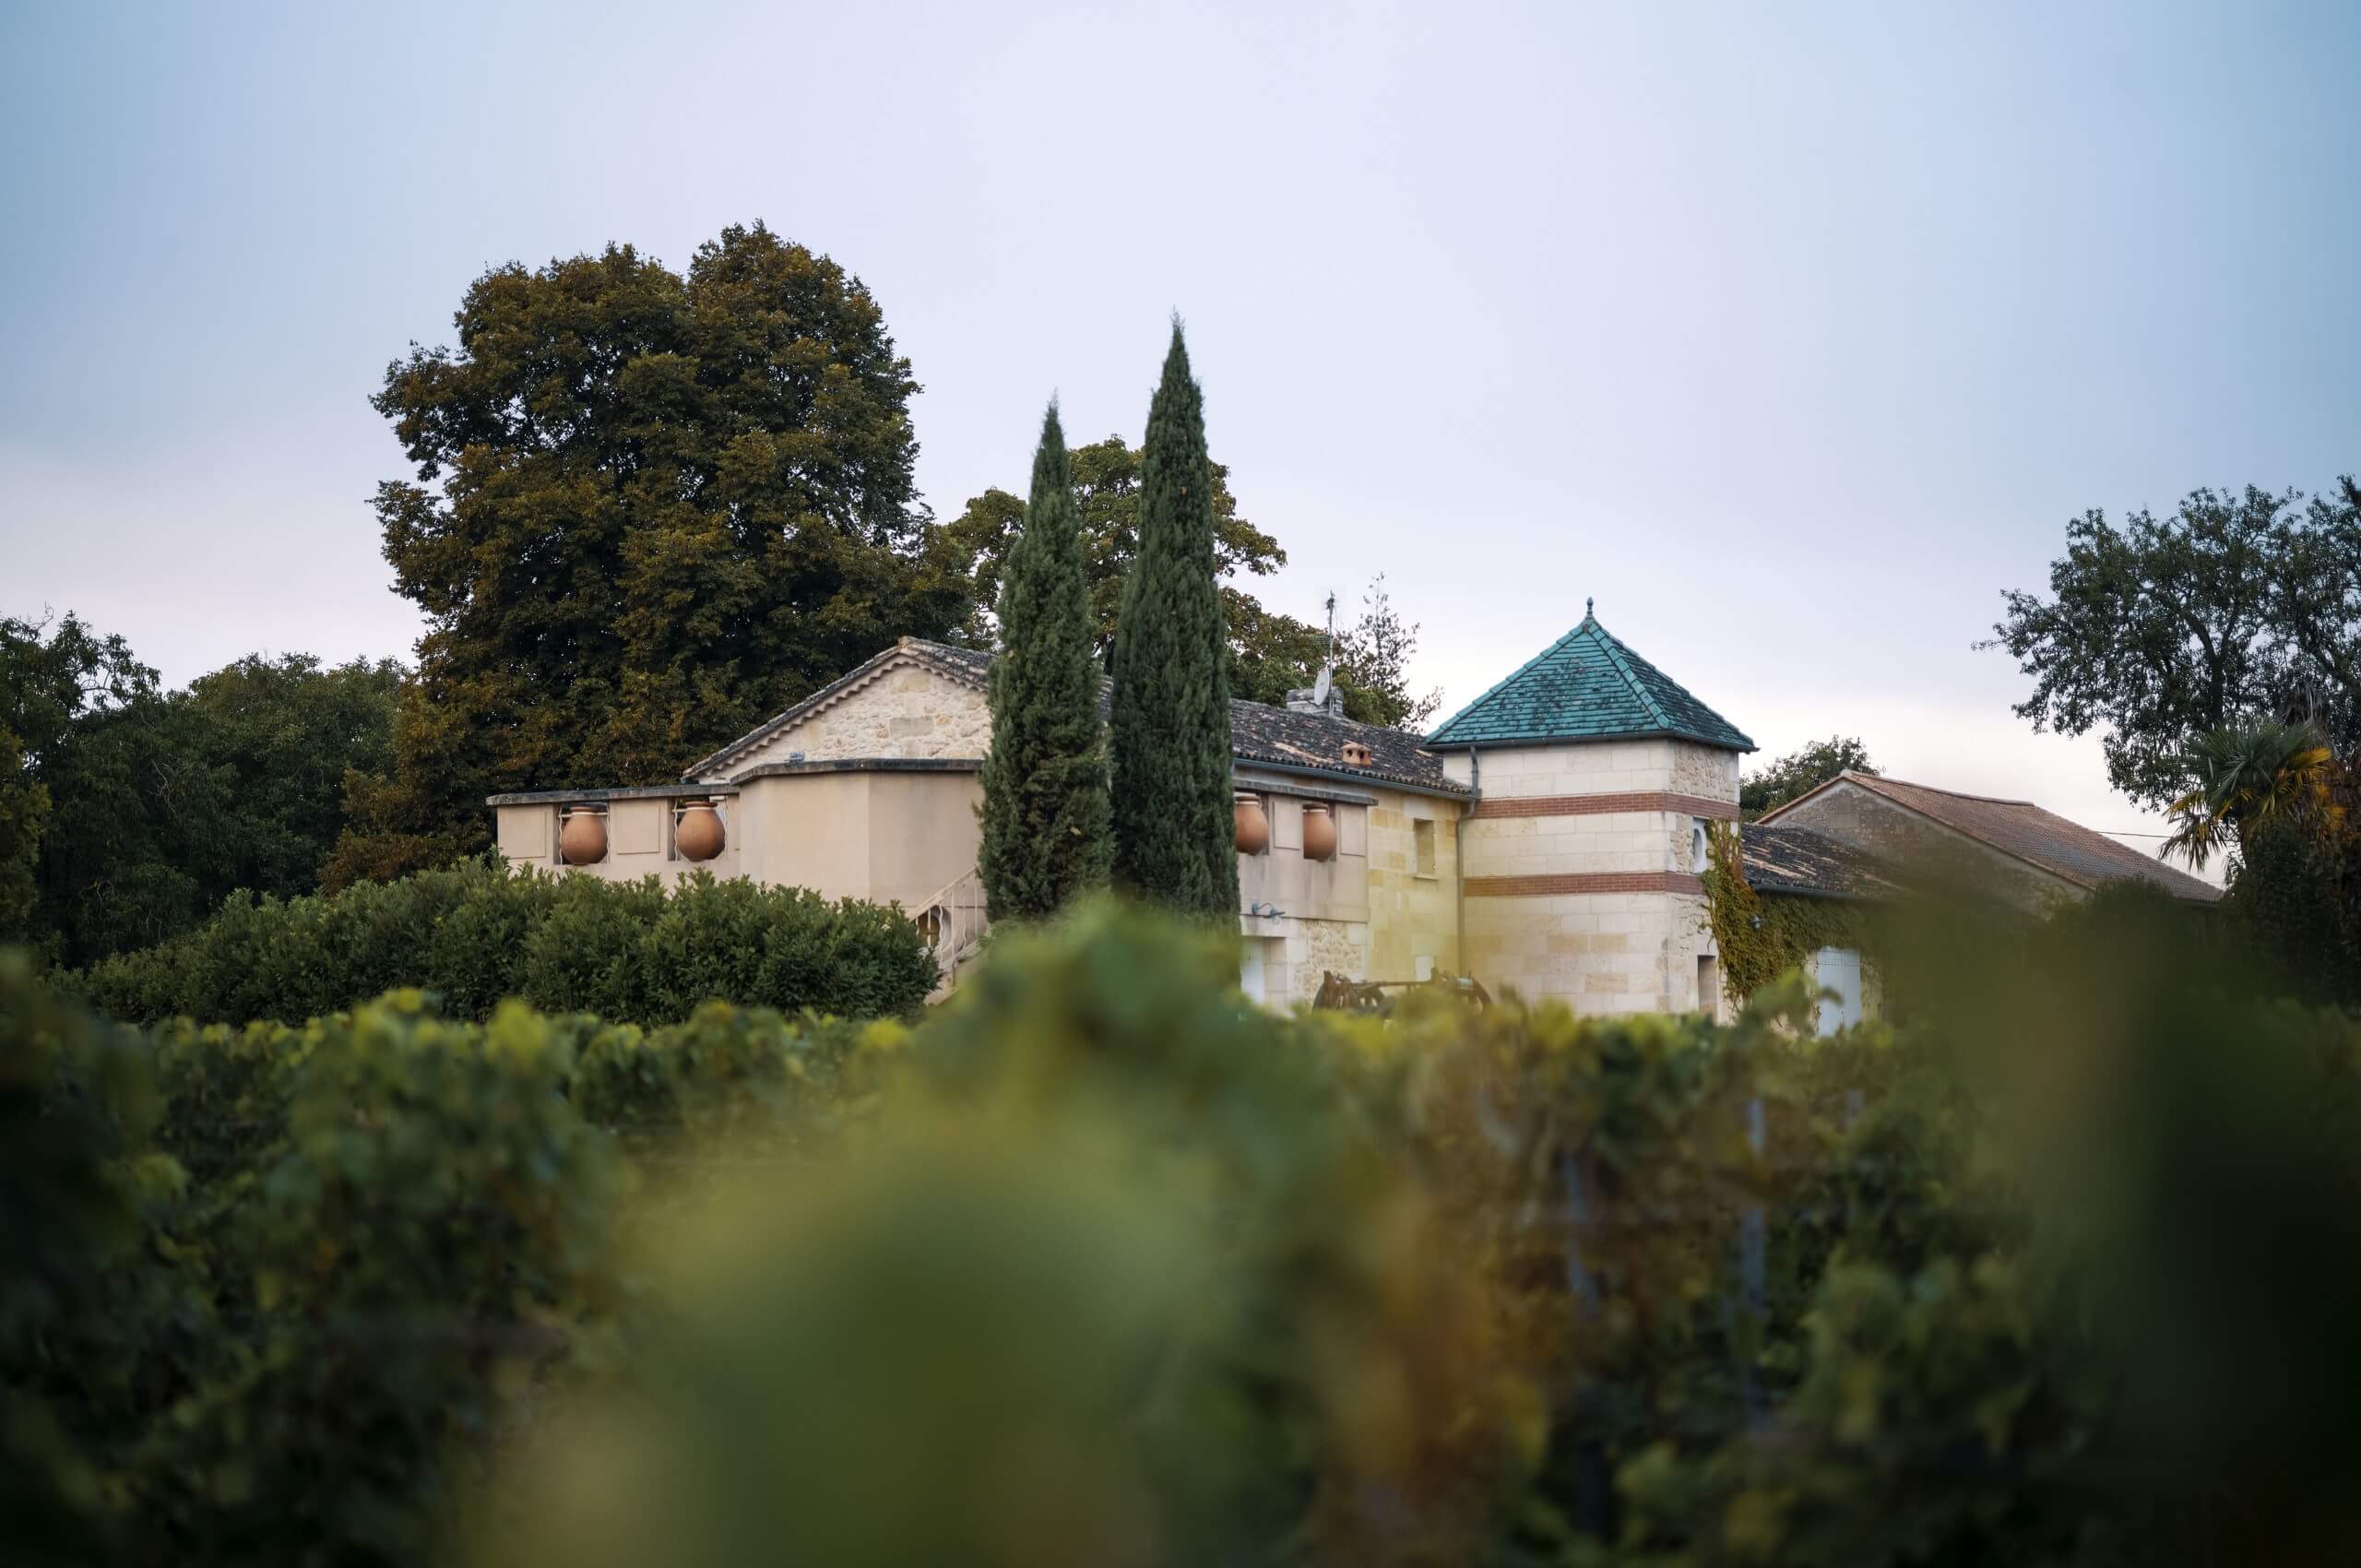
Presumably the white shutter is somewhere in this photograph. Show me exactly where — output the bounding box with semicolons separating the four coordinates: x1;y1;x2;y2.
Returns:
1813;947;1862;1036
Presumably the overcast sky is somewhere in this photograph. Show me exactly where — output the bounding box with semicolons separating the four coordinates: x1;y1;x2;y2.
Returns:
5;1;2355;863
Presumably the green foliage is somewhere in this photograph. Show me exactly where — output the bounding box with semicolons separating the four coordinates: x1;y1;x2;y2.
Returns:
1988;476;2361;810
1109;326;1240;918
1700;822;1863;1004
977;404;1113;921
1739;734;1874;819
0;719;44;946
180;652;404;901
947;433;1439;730
1;613;403;966
945;429;1285;660
71;857;937;1026
15;893;2361;1565
2164;717;2339;869
2225;813;2361;1006
333;223;974;885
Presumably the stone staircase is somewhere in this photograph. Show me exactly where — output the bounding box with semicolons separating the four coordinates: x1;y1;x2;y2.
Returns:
914;866;990;1002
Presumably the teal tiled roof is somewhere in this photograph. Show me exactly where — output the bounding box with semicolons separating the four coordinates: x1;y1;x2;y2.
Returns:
1425;607;1755;752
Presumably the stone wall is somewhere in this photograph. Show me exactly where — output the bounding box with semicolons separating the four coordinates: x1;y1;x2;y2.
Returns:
712;660;991;776
1285;918;1371;1006
1453;736;1739;1016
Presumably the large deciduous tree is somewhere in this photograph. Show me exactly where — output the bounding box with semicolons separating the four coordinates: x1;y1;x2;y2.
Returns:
948;448;1439;729
1987;479;2361;811
331;223;971;884
978;405;1112;921
1741;736;1876;820
946;434;1283;659
1;614;400;965
1110;327;1238;918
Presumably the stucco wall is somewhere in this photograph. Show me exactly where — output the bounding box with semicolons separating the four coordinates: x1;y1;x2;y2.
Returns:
736;769;983;911
494;792;742;885
1773;783;2080;913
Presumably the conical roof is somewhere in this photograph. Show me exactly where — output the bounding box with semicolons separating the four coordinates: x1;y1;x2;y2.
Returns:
1425;604;1754;752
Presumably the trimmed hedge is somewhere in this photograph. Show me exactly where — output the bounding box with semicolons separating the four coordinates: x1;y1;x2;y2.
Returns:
68;856;939;1026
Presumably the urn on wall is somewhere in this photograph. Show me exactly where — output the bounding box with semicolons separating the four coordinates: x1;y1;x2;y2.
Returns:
1233;791;1271;856
559;806;609;866
1301;802;1338;862
675;800;727;862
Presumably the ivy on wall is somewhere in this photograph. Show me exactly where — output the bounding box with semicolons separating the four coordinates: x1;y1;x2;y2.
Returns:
1699;821;1866;1006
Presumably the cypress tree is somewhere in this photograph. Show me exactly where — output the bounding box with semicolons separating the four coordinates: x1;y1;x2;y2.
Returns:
978;403;1112;921
1109;324;1239;918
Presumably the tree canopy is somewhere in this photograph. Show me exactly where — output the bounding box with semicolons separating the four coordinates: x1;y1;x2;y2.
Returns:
2;613;400;966
1988;479;2361;811
1740;735;1876;819
948;446;1439;730
333;223;971;883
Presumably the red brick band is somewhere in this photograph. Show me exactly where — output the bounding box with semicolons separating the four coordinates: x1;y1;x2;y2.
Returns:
1464;872;1708;897
1468;791;1737;821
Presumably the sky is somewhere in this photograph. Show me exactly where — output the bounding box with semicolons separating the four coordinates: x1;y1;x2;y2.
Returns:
4;0;2355;868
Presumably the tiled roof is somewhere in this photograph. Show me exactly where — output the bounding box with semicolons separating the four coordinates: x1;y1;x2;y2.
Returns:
1425;609;1754;753
1739;824;1901;899
689;637;1466;796
1761;772;2223;903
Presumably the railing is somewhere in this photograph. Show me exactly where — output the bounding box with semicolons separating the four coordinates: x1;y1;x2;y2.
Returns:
914;867;990;996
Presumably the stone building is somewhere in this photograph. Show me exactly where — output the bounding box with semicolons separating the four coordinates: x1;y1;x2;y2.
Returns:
486;607;2213;1016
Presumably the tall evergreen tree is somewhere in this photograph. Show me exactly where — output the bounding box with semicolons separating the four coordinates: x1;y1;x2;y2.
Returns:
978;404;1112;921
1109;325;1238;917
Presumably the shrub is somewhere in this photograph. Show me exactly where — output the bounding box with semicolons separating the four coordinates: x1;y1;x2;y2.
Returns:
71;857;938;1026
14;893;2361;1566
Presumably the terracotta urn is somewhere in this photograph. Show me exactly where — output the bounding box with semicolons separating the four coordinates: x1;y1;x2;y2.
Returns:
675;801;727;862
1301;802;1338;862
559;807;608;866
1233;791;1271;856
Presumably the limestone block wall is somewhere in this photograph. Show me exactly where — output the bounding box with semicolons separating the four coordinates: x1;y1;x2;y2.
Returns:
1282;918;1370;1006
1447;738;1738;1016
1231;780;1462;1008
1364;795;1461;985
706;661;991;778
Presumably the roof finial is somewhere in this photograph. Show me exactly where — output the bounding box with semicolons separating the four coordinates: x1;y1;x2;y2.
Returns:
1585;596;1594;619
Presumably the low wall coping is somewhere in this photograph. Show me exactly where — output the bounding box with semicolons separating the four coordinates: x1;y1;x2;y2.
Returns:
486;783;742;806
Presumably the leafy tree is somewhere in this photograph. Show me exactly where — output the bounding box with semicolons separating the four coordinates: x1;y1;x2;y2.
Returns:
1987;479;2361;811
978;405;1112;921
1334;576;1442;731
183;654;402;900
332;223;972;884
0;721;39;947
3;616;404;965
1740;734;1875;819
1;614;199;964
1226;578;1441;731
1110;326;1238;918
950;445;1438;729
945;434;1284;657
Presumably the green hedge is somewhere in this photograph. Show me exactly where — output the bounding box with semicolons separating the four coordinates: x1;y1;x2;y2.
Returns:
11;897;2361;1566
68;856;939;1026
